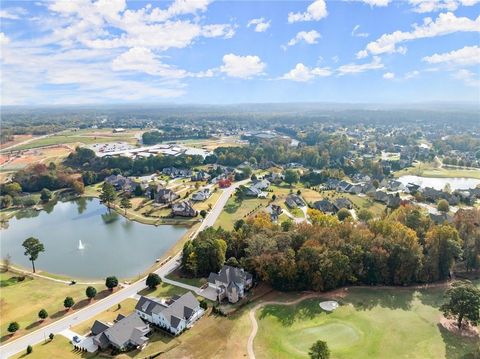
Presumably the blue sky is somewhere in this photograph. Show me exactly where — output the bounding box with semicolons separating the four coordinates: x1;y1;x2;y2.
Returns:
0;0;479;105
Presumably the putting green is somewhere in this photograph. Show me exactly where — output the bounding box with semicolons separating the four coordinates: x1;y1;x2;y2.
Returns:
288;322;361;355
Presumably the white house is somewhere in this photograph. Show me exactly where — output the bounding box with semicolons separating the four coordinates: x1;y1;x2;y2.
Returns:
135;292;203;335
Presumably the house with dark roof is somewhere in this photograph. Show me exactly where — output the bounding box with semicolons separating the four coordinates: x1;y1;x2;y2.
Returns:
285;194;306;209
207;265;253;303
191;171;211;182
91;313;150;351
172;201;197;217
155;188;180;204
135;292;203;335
313;199;337;213
105;175;137;193
266;204;282;221
335;198;354;210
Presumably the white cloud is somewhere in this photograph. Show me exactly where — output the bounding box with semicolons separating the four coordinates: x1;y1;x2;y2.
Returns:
351;25;369;38
338;56;384;74
0;33;10;45
0;7;27;20
383;72;395;79
202;24;236;38
288;0;327;23
422;45;480;66
358;0;391;6
357;12;480;58
281;63;332;82
452;69;480;87
112;47;187;78
247;18;271;32
408;0;480;13
284;30;321;48
405;70;420;79
219;54;266;78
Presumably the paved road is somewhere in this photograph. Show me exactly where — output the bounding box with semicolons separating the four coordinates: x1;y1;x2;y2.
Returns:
0;179;248;359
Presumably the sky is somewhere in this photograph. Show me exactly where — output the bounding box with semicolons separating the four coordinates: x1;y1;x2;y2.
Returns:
0;0;479;105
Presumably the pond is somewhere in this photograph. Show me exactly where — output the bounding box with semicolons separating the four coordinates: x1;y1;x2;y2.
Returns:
0;198;188;279
397;175;480;191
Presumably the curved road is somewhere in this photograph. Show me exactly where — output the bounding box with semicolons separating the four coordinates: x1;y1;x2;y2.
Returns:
0;179;248;359
247;294;323;359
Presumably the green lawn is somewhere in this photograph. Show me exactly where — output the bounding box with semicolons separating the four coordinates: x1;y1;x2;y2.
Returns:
215;196;270;230
0;271;106;342
10;335;95;359
395;162;480;179
255;287;479;359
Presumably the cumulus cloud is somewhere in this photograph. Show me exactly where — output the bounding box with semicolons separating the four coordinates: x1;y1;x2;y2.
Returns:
358;0;391;6
408;0;480;13
288;0;327;23
338;56;384;74
0;32;10;45
422;45;480;66
281;63;332;82
112;47;187;78
357;12;480;58
0;7;27;20
284;30;321;48
247;18;271;32
383;72;395;79
219;54;266;78
452;69;480;87
351;25;369;38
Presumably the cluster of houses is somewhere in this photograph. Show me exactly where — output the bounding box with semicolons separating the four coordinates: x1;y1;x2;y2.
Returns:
313;197;354;213
88;291;203;353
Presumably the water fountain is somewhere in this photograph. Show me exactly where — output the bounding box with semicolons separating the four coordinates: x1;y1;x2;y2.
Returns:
78;239;85;250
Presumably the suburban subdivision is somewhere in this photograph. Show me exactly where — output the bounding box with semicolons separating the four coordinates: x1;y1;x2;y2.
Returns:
1;1;480;359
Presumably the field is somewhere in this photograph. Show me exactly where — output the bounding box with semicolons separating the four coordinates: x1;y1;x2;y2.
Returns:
0;271;100;342
215;196;270;230
255;286;480;359
395;162;480;180
10;335;95;359
0;145;73;173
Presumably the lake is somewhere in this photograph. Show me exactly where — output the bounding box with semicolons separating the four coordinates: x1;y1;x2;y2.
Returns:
0;198;187;279
397;175;480;191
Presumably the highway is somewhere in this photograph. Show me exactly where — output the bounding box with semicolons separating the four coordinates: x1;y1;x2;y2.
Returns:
0;179;247;359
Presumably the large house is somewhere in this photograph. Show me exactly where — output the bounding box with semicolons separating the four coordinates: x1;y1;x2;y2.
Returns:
155;188;180;204
135;292;203;335
191;188;211;202
162;167;193;178
105;174;136;193
191;171;211;182
285;194;306;209
244;179;270;198
207;265;253;303
172;201;197;217
91;313;150;351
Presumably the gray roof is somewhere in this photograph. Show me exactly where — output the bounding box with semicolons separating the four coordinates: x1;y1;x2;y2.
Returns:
91;320;110;336
208;265;252;286
136;292;199;330
103;313;149;348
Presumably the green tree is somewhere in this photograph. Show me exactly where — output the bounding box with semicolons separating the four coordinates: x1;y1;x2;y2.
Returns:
8;322;19;334
281;219;293;232
63;296;75;310
441;280;480;329
49;333;54;340
284;169;300;186
309;340;330;359
22;237;45;273
99;182;116;210
86;286;97;300
146;273;161;289
357;209;373;222
105;276;118;291
199;299;208;310
200;209;207;218
437;199;450;213
337;208;351;221
40;188;52;202
26;345;32;354
233;219;245;231
134;184;144;196
120;196;132;215
38;309;48;320
271;194;277;201
1;195;13;209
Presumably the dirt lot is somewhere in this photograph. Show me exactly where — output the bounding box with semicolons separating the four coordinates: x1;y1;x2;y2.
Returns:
0;145;74;172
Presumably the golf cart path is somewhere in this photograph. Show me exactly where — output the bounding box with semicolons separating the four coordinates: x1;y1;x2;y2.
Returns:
247;293;323;359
